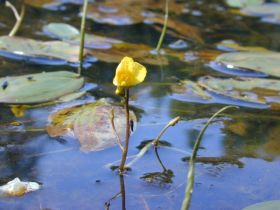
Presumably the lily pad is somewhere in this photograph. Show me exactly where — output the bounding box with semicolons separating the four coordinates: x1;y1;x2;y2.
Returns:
214;52;280;77
43;23;122;49
226;0;264;8
47;101;137;152
0;36;86;65
216;40;269;52
241;3;280;24
171;80;212;102
0;71;84;104
243;200;280;210
198;76;280;105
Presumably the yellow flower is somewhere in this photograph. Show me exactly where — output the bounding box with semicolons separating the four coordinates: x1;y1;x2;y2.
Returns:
113;57;147;88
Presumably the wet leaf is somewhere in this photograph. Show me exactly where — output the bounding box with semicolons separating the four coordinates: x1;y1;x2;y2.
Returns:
89;43;169;65
216;40;269;52
0;178;40;197
0;36;86;64
198;76;280;105
25;0;91;9
241;3;280;24
171;80;212;102
214;52;280;77
243;200;280;210
47;101;137;152
43;23;123;49
0;71;84;104
226;0;264;8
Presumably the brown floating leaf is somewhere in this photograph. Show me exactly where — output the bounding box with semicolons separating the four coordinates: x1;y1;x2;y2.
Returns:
89;43;169;65
47;102;137;152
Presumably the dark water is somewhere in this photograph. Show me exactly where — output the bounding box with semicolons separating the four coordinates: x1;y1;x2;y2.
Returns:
0;0;280;209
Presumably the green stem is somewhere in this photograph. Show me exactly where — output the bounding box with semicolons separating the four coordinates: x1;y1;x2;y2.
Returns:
119;89;130;173
181;106;238;210
6;1;25;36
156;0;169;53
119;174;126;210
78;0;89;76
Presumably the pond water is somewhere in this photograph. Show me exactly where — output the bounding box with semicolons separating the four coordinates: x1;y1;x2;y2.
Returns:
0;0;280;209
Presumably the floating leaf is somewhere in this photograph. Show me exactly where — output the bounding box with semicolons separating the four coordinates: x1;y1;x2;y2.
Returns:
89;43;169;65
241;3;280;24
0;71;84;104
198;76;280;105
214;52;280;77
226;0;264;8
243;200;280;210
171;80;212;102
43;23;123;49
0;36;86;65
216;40;269;52
47;101;137;152
0;178;40;197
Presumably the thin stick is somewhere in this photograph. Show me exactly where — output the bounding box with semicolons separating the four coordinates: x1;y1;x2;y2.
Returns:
78;0;89;76
180;106;238;210
156;0;169;53
119;89;130;173
6;1;25;36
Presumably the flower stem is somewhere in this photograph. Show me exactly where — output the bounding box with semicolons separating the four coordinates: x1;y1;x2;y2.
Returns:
119;89;130;173
156;0;169;53
78;0;89;76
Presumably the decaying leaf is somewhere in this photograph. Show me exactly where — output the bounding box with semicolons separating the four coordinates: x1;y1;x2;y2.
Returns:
47;101;137;152
216;40;269;52
198;76;280;105
0;178;41;197
0;36;86;65
0;71;84;104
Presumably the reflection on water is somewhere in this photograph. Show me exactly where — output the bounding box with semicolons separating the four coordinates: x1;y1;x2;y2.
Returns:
0;0;280;209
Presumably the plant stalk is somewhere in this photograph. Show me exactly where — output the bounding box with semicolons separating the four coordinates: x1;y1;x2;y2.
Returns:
6;1;25;36
181;106;238;210
78;0;89;76
156;0;169;53
119;89;130;173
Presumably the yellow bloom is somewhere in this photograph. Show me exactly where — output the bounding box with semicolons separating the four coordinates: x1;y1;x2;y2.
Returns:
113;57;147;88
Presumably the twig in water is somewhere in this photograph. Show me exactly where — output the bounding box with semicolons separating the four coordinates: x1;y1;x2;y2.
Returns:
180;105;238;210
110;108;124;152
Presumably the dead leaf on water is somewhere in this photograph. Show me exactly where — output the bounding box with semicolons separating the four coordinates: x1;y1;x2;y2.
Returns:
47;101;137;152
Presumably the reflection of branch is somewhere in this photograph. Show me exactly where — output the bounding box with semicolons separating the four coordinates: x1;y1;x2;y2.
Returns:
104;175;126;210
6;1;26;36
182;156;244;168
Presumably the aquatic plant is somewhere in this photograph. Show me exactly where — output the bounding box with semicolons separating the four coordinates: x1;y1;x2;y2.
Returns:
156;0;169;53
113;56;147;173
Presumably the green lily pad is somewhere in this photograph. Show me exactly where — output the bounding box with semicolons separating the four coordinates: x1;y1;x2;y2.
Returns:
243;200;280;210
198;76;280;105
0;36;85;65
0;71;84;104
226;0;264;8
215;52;280;77
43;23;122;49
47;101;137;152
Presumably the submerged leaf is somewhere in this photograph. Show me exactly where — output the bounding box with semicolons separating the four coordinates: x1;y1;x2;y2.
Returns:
47;101;137;152
216;40;269;52
243;200;280;210
198;76;280;105
0;36;86;64
0;71;84;104
226;0;264;8
0;178;40;197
